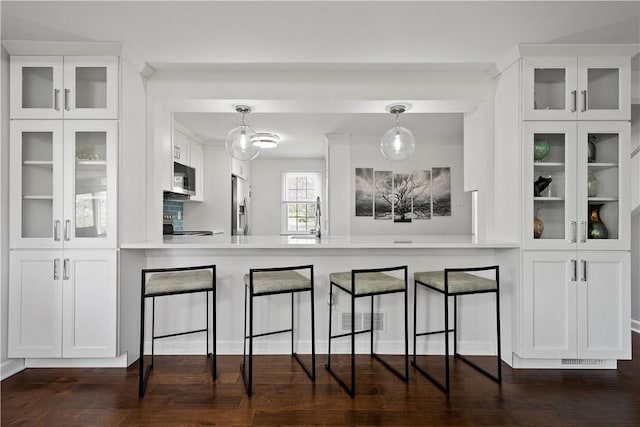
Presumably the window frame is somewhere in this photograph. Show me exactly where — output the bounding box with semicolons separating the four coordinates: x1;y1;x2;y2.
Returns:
281;171;322;235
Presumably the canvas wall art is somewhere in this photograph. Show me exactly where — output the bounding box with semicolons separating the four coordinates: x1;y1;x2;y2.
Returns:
374;170;393;220
432;167;452;216
411;170;431;220
393;173;413;222
355;168;373;216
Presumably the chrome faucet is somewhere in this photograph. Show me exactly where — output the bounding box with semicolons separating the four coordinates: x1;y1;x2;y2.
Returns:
312;196;321;239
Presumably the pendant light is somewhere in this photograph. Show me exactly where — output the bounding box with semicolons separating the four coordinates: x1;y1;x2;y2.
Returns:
380;104;415;161
251;132;280;149
225;105;260;161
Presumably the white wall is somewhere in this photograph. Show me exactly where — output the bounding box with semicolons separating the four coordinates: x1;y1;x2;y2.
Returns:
250;158;325;235
348;134;471;236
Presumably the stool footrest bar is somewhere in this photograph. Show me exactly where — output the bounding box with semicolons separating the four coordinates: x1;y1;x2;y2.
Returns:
247;328;293;339
415;328;454;337
329;329;371;340
154;328;207;340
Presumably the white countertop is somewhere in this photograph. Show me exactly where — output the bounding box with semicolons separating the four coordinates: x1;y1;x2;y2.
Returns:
120;235;519;250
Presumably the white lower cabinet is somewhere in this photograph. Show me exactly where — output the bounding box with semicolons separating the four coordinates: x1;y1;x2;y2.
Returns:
520;251;630;360
8;249;117;358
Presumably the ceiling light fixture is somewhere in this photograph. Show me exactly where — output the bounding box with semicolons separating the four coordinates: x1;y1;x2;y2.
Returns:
380;104;415;161
251;132;280;149
225;105;260;161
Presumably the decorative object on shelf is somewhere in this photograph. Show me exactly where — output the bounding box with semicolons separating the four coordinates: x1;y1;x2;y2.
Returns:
587;173;599;197
533;138;550;161
533;209;544;239
588;134;598;163
588;203;608;239
380;104;415;161
533;175;552;197
225;105;260;161
250;132;280;149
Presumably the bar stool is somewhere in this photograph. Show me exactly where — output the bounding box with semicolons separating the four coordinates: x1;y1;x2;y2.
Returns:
139;265;216;397
326;266;408;397
413;265;501;393
241;265;315;396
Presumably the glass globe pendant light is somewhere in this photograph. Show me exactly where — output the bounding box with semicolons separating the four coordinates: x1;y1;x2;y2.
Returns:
225;105;260;161
380;104;415;161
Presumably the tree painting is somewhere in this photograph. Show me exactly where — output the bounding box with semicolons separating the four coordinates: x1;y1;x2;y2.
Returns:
432;167;451;216
355;168;373;216
374;171;393;220
412;170;431;219
393;173;413;222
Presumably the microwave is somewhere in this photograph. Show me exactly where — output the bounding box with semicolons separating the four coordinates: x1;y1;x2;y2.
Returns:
173;162;196;196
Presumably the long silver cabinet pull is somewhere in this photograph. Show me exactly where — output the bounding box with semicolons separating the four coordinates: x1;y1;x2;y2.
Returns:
54;89;60;111
54;220;61;241
571;221;577;243
64;219;71;241
580;221;587;243
54;258;61;280
571;90;577;113
571;259;577;282
63;258;70;280
64;89;70;111
581;260;587;282
580;90;587;112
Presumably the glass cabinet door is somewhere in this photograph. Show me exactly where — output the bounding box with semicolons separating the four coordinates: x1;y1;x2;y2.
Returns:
10;56;64;119
577;57;630;121
523;57;578;121
63;121;118;249
63;57;119;119
10;121;64;248
523;122;577;250
577;122;630;250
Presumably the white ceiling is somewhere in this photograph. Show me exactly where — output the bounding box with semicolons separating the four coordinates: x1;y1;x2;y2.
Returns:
3;1;639;158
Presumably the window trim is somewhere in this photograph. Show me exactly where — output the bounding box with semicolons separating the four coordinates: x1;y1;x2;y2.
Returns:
281;171;322;235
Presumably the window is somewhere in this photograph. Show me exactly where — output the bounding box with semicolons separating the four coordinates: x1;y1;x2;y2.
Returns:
282;172;322;234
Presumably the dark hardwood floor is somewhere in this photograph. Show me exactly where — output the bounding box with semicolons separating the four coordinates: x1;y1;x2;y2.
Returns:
2;334;639;426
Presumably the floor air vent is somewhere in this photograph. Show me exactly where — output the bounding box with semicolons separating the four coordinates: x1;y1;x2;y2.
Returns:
561;358;604;366
342;312;385;331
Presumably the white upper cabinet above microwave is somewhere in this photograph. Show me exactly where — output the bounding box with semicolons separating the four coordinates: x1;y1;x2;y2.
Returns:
10;56;119;119
523;56;630;121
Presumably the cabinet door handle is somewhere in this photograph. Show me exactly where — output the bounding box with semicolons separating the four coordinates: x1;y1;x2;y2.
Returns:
175;146;180;160
580;90;587;112
54;258;61;280
571;90;577;113
63;258;70;280
64;89;70;111
581;259;587;282
571;259;577;282
570;221;577;243
54;89;60;111
54;220;61;241
580;221;587;243
64;219;71;241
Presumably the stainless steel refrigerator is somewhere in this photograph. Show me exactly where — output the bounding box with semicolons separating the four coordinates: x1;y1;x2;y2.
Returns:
231;175;250;235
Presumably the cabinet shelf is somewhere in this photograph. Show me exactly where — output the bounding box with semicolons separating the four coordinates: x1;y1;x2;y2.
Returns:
534;196;565;202
23;161;53;167
587;162;618;170
587;197;618;202
22;195;53;200
76;160;107;166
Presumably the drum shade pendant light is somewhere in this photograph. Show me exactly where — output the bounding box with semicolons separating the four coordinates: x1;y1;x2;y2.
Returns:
225;105;260;161
380;104;415;161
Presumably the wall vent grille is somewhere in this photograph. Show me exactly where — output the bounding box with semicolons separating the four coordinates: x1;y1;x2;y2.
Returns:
341;312;385;331
561;358;604;366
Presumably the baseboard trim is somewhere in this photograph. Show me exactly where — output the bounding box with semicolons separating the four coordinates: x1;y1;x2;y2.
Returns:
24;354;128;368
1;359;26;380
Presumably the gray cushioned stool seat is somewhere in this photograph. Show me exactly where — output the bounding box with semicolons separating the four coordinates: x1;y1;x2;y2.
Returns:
330;271;405;295
244;270;311;295
414;271;497;294
146;270;213;296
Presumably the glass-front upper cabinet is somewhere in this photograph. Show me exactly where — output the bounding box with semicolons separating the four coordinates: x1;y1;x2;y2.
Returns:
10;121;64;249
523;121;629;251
10;56;118;119
63;121;118;249
523;56;630;121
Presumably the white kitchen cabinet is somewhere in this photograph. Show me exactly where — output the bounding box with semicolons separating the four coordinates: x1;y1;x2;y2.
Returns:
523;121;630;251
172;124;204;201
231;157;250;181
10;56;119;119
8;249;117;358
523;56;630;121
521;251;630;360
173;128;191;165
189;142;204;202
10;120;118;249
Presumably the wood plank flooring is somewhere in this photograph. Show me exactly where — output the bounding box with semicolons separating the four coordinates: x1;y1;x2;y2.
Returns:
2;333;639;426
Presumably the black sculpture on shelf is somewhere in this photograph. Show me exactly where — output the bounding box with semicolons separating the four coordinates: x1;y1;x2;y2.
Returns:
534;176;552;197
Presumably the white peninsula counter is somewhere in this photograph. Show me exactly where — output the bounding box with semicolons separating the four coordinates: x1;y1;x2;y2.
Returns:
119;235;520;368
